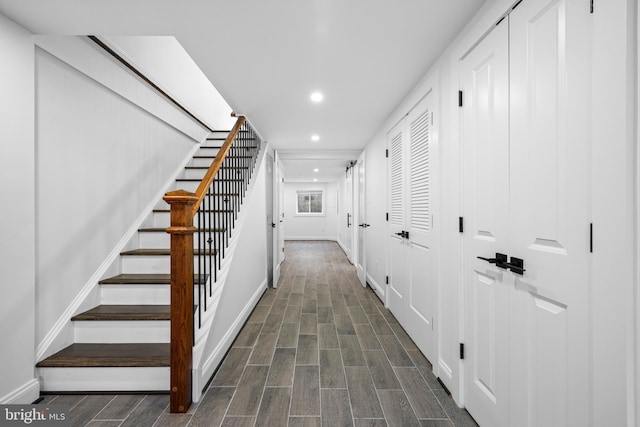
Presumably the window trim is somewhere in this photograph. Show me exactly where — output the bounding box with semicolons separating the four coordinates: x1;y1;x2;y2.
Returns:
295;190;325;216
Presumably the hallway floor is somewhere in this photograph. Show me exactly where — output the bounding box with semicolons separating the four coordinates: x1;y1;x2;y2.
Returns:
39;241;478;427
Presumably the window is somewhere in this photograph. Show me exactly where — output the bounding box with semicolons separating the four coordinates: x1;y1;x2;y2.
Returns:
296;190;324;215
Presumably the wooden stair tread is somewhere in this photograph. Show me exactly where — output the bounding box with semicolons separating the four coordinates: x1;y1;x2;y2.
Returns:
98;274;207;285
185;166;249;170
175;179;244;183
37;343;169;368
72;305;170;321
193;155;254;159
121;248;217;256
138;227;225;233
153;209;233;213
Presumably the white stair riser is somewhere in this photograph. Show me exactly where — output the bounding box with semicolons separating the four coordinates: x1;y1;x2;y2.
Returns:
152;212;232;228
121;255;209;274
189;157;214;167
121;256;169;274
196;147;220;156
74;321;170;343
173;180;199;193
139;232;214;249
182;169;208;180
38;367;169;392
100;284;169;305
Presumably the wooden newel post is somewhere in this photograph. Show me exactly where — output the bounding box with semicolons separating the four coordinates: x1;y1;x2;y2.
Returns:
164;190;198;414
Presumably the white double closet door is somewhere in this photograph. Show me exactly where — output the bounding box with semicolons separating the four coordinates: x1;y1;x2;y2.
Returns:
462;1;591;426
388;92;437;363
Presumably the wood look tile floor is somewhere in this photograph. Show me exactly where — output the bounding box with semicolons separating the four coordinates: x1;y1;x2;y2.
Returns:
39;241;478;427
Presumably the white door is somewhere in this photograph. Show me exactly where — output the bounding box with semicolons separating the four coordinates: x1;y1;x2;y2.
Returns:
278;163;285;265
461;19;510;427
272;151;282;286
404;94;437;362
387;94;438;361
508;1;590;425
462;1;592;425
344;168;354;262
387;120;408;323
356;152;367;286
265;153;274;287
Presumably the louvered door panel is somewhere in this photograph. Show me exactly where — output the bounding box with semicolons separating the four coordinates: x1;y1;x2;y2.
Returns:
390;129;404;227
409;109;431;231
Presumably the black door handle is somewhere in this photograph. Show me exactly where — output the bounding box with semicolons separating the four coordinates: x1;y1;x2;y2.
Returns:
271;223;276;228
395;231;409;239
395;232;404;237
347;213;351;228
359;223;366;228
498;257;526;275
477;253;507;265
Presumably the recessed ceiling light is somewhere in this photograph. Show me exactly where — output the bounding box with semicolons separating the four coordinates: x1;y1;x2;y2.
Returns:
311;134;320;142
310;92;324;102
314;168;319;172
313;178;318;182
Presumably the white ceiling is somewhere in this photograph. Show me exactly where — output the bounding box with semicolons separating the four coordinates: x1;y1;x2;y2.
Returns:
0;0;487;181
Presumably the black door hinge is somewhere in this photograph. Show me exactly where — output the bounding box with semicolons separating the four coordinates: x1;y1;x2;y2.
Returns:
386;149;389;158
459;217;464;233
386;276;389;285
386;212;389;221
458;90;463;107
590;0;594;13
590;223;593;253
460;343;465;360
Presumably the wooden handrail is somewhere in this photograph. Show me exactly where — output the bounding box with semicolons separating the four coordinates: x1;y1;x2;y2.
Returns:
88;36;215;133
191;115;246;216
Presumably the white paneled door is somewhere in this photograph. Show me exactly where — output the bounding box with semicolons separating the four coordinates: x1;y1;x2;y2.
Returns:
461;20;510;427
388;92;437;363
356;151;367;286
462;0;591;426
508;1;590;425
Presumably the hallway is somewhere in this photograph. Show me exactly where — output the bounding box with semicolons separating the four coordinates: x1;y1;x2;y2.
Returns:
39;241;477;426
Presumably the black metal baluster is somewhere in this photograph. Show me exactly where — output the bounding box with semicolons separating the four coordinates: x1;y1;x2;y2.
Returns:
197;207;203;328
213;168;218;282
207;183;213;296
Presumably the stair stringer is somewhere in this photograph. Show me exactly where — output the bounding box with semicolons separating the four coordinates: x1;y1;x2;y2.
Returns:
191;143;269;402
35;140;204;364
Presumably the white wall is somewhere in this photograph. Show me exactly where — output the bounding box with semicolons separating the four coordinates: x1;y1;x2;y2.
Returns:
283;182;338;241
0;13;38;404
198;148;268;389
34;43;198;353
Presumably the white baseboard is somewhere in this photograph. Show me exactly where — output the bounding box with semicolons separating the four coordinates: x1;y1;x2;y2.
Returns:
36;143;202;362
0;379;40;404
366;273;386;303
194;280;267;401
284;236;338;241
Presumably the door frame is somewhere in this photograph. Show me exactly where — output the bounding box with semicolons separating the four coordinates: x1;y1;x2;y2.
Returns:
355;152;367;286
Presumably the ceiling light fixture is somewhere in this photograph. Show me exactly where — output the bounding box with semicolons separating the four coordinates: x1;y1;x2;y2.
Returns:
311;135;320;142
313;178;318;182
310;92;324;102
314;168;319;172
